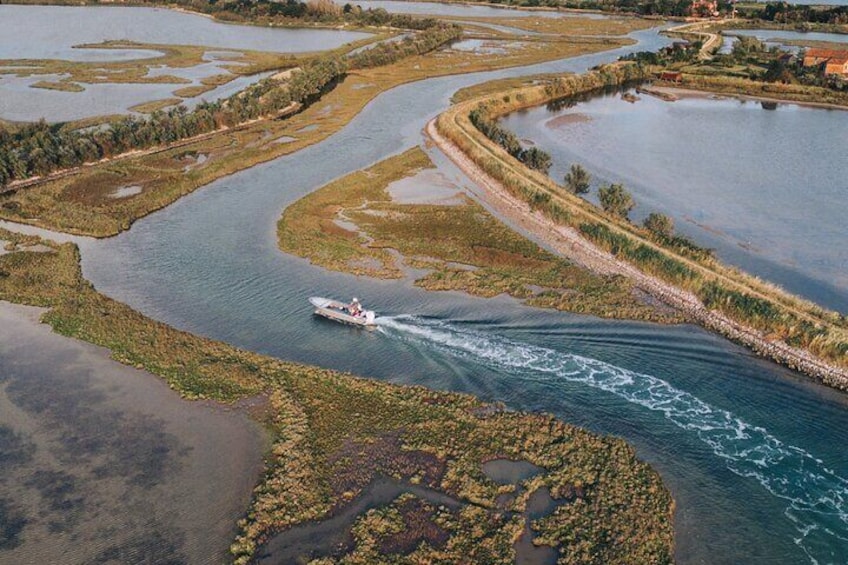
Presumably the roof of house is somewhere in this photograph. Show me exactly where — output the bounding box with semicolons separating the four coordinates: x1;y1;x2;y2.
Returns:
805;48;848;64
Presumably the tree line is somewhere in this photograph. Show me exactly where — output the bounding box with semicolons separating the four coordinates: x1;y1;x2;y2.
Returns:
0;20;460;188
469;107;553;174
467;101;714;260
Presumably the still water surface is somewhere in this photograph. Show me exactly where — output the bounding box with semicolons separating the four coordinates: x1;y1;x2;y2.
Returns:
501;90;848;314
76;25;848;564
0;5;369;122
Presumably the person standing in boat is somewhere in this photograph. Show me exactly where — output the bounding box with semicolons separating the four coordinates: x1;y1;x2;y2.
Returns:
349;297;362;317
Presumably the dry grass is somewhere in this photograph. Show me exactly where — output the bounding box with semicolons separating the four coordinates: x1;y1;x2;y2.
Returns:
0;40;297;89
459;15;659;36
128;98;183;113
172;84;216;98
30;80;85;92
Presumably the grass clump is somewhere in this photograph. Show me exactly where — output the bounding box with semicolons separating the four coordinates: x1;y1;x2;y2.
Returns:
30;80;85;92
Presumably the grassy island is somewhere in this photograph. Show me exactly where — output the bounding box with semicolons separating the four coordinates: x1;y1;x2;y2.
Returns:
279;146;679;323
0;228;675;564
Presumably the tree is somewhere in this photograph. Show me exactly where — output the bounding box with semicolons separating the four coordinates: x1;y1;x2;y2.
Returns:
564;163;591;194
598;183;635;220
520;147;552;174
643;212;674;238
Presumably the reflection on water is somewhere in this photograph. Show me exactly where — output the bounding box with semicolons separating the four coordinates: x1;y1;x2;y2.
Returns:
0;303;265;564
501;89;848;314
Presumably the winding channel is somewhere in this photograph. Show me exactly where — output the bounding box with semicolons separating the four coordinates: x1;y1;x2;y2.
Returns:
75;25;848;564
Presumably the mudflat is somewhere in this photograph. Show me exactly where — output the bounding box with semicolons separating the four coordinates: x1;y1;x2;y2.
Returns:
0;301;266;564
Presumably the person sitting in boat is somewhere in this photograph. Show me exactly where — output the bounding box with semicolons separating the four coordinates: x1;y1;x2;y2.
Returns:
348;297;362;317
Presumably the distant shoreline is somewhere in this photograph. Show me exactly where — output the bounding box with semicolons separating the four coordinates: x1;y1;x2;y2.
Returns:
649;84;848;112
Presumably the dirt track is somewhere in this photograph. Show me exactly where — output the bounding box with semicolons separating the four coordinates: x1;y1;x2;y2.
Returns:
426;118;848;391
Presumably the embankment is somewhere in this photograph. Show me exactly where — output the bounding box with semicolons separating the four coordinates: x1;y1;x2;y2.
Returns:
431;63;848;390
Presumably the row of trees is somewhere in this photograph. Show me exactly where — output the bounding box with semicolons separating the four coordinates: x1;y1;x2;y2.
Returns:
469;107;553;174
0;19;460;188
148;0;449;29
564;163;712;259
348;23;462;69
737;2;848;25
469;109;701;250
0;56;345;186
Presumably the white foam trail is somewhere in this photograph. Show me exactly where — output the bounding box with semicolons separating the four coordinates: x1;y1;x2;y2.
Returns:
377;316;848;563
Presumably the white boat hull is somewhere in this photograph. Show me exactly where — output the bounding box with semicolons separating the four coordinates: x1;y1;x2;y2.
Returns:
309;297;377;328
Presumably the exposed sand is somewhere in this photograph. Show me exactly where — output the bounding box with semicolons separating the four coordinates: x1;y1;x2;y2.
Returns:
0;301;266;564
109;184;143;198
545;112;592;129
387;168;467;206
426;118;848;390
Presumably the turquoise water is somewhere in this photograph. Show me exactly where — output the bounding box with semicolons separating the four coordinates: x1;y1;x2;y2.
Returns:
74;26;848;563
501;91;848;314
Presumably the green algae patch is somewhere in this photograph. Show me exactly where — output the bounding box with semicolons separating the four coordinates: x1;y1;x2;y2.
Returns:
279;147;679;322
0;227;675;564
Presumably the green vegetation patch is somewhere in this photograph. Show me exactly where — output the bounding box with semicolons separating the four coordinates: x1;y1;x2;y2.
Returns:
30;80;85;92
279;148;678;322
0;226;674;564
128;98;183;114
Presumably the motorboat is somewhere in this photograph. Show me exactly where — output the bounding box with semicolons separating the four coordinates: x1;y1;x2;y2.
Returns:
309;296;377;328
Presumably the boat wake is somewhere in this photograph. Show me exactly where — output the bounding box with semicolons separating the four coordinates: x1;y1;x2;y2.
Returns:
377;315;848;563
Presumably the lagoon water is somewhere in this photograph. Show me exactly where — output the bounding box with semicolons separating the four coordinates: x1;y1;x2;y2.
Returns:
0;5;369;122
0;5;369;60
69;24;848;565
0;303;264;564
500;90;848;315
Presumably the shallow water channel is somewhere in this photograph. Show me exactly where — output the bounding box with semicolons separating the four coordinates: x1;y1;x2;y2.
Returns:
71;22;848;564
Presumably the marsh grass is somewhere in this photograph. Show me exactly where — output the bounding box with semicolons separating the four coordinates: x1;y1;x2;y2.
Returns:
128;98;183;113
30;80;85;92
0;226;674;564
458;15;659;36
0;40;297;89
279;147;679;322
172;84;216;98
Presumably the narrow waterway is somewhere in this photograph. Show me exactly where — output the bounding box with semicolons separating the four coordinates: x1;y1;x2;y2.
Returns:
74;26;848;565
